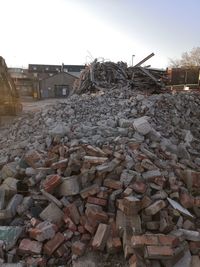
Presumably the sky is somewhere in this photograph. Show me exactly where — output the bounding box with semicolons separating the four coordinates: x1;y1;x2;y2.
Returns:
1;0;200;68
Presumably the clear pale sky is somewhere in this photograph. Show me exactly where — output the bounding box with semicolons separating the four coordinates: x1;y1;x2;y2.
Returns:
1;0;200;68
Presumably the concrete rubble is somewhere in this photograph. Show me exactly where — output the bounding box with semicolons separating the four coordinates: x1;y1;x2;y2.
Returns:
0;85;200;266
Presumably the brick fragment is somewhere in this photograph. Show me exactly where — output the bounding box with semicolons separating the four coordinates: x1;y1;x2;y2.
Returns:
85;205;108;224
26;257;47;266
87;196;107;207
78;225;86;234
63;215;77;232
132;234;179;248
103;179;123;190
145;245;174;259
54;243;68;257
123;196;141;215
29;221;56;242
106;237;122;254
180;191;194;208
131;181;147;194
84;156;108;164
19;238;42;255
43;232;65;256
25;150;42;168
145;200;166;215
122;187;133;197
92;224;110;251
141;195;152;209
43;174;62;192
80;184;100;199
96;190;109;199
64;203;80;225
51;159;68;169
72;241;86;256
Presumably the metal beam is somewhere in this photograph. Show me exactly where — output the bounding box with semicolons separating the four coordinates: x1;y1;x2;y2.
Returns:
133;53;155;68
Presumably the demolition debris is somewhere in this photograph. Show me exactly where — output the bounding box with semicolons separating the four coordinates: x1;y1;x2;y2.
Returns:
0;74;200;266
73;54;166;95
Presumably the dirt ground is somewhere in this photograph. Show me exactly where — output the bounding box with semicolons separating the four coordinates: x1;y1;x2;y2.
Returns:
22;97;66;112
0;97;65;127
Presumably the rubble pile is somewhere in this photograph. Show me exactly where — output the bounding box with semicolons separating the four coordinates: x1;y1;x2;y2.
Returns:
73;60;166;94
0;90;200;266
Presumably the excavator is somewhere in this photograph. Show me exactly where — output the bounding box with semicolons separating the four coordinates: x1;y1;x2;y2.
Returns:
0;56;22;116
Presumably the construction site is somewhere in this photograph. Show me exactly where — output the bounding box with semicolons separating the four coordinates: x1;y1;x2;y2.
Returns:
1;49;200;267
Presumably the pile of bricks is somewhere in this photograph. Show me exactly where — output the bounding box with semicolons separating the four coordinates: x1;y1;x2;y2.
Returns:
0;137;200;266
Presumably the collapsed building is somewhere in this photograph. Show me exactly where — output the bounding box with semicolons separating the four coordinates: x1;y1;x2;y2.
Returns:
0;54;200;266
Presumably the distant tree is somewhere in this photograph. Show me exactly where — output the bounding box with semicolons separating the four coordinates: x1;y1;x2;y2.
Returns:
169;47;200;68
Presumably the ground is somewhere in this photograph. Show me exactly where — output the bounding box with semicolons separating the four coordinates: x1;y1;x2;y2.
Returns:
0;97;65;127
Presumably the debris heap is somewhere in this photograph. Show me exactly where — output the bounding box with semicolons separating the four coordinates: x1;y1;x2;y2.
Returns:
0;90;200;266
73;59;166;94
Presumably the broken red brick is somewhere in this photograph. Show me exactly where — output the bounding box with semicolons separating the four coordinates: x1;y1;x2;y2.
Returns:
26;257;47;267
132;234;179;248
43;232;65;256
131;181;147;194
141;195;152;209
43;174;62;193
29;221;57;242
132;235;158;248
25;150;42;168
158;235;179;247
80;184;100;199
64;203;80;225
72;241;86;256
86;206;109;224
180;191;194;209
145;200;166;215
123;196;141;215
194;197;200;207
78;225;86;234
63;215;77;232
51;159;68;169
145;245;174;259
87;196;107;207
96;190;109;199
54;243;68;257
103;179;123;190
19;239;42;255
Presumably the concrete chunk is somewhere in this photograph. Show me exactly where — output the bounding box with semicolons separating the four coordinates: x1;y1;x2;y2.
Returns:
58;176;80;196
39;203;64;224
133;117;151;135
